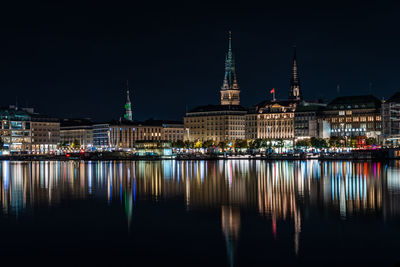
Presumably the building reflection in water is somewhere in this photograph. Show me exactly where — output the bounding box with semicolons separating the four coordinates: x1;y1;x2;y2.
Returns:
0;160;398;258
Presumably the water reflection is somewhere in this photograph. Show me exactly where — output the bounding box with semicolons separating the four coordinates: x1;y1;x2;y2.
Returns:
0;160;399;262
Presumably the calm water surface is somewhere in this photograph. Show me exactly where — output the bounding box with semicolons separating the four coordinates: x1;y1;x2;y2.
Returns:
1;160;400;266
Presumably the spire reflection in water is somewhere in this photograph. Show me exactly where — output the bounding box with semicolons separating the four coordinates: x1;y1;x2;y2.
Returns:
0;160;399;265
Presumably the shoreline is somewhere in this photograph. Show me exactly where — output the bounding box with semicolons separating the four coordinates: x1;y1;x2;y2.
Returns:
0;154;398;161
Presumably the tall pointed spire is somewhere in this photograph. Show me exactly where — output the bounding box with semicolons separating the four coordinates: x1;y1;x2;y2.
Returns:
289;45;302;101
221;31;240;105
124;80;133;121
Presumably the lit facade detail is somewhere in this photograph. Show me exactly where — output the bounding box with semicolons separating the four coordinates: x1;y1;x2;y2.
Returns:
245;101;296;140
60;119;93;149
324;95;382;139
382;92;400;146
220;31;240;106
109;120;184;149
289;46;302;101
184;107;246;142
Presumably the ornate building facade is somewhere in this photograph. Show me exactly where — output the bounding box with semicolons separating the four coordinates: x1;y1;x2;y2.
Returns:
245;100;296;140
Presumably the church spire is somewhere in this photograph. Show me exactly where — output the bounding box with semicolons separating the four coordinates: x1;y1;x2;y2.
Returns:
289;46;302;101
221;31;240;105
222;31;238;91
124;80;133;121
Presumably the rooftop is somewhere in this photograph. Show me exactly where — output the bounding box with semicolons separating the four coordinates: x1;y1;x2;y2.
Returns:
109;118;183;127
61;118;94;127
187;104;247;113
326;95;381;110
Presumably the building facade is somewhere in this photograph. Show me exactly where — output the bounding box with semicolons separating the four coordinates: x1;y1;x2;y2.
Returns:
294;102;328;139
109;119;184;149
31;114;60;154
93;123;110;149
184;105;247;142
0;108;32;152
246;101;296;140
382;92;400;145
161;122;185;143
0;107;60;153
324;95;382;139
60;119;93;149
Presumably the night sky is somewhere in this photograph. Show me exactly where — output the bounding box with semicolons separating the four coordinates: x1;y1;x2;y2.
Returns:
0;1;399;122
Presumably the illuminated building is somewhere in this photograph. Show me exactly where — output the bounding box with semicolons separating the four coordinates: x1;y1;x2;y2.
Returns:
245;100;296;140
109;119;184;149
184;32;246;142
0;108;32;152
30;114;60;154
60;118;93;149
0;107;59;153
294;101;329;139
161;122;185;143
381;92;400;146
324;95;382;139
92;123;110;149
184;105;246;142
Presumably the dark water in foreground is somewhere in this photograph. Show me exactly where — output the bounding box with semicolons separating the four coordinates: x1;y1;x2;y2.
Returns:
1;160;400;266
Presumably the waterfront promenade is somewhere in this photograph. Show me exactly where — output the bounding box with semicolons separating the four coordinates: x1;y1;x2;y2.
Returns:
0;148;396;161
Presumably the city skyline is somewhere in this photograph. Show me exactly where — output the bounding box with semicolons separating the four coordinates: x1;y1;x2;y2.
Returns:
0;2;399;121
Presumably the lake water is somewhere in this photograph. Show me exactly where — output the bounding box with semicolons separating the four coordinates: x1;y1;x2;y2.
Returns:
1;160;400;266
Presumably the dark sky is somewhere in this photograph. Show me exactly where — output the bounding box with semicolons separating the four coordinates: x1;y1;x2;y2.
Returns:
0;1;399;122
